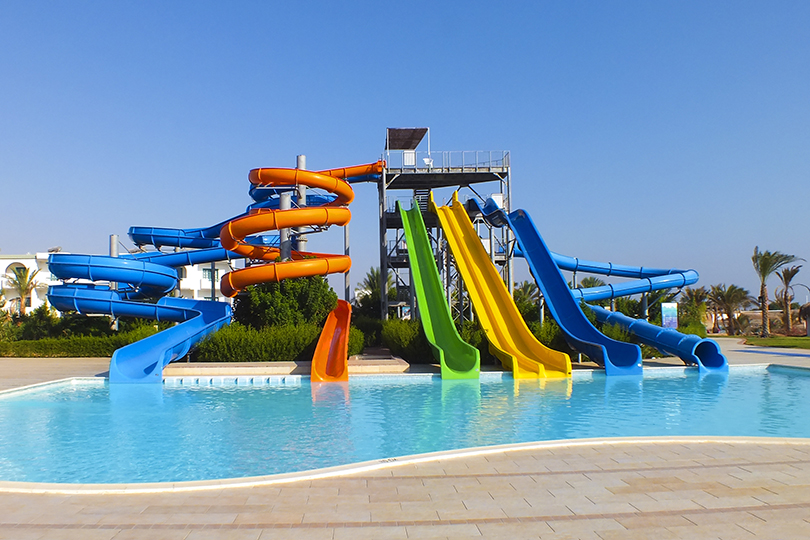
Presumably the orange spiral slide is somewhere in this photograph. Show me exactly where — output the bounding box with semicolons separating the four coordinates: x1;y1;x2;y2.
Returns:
219;161;384;381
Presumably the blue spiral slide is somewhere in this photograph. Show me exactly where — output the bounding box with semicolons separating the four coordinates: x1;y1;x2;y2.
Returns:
478;199;727;374
48;251;232;383
47;183;293;383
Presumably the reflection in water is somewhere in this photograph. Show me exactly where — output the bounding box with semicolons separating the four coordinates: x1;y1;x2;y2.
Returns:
604;374;642;409
696;371;728;396
109;382;164;408
311;381;349;404
513;376;572;398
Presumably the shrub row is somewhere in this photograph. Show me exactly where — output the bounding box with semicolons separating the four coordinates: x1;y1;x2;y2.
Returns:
380;319;433;364
0;327;158;357
191;322;365;363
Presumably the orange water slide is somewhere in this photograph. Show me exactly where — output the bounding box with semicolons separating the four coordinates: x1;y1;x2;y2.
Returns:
219;161;382;382
311;299;352;382
219;161;382;297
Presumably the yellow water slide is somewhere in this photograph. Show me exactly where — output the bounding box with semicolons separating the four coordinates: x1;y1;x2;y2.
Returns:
430;192;571;379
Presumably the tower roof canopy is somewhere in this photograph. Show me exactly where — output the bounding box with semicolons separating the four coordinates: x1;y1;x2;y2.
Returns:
386;128;427;151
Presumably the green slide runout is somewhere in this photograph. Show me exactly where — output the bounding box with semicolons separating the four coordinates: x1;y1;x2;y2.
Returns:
398;201;480;379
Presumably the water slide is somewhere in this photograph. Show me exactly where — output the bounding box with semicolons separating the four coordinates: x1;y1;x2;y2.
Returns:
480;204;642;376
49;161;382;383
48;250;232;383
220;161;384;382
430;192;571;379
311;300;352;382
398;202;480;379
478;199;727;373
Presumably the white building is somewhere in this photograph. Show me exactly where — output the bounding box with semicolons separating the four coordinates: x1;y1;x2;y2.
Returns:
1;253;235;315
0;253;57;314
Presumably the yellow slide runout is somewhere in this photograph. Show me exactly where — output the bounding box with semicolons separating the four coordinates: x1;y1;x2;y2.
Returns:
430;192;571;379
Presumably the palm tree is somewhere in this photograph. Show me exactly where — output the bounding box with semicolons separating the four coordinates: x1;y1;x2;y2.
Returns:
577;276;606;289
357;267;395;300
354;267;396;319
708;284;751;335
775;265;802;334
751;247;802;337
678;286;708;327
513;280;539;304
513;280;540;321
5;266;40;316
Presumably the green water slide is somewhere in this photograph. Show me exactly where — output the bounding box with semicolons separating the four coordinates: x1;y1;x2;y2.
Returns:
398;202;480;379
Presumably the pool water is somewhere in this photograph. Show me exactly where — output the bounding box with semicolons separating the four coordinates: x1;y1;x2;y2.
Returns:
0;366;807;484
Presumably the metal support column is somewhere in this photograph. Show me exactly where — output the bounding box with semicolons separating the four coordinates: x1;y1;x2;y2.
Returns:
379;167;388;319
109;234;118;331
210;261;216;301
505;167;514;294
296;155;307;253
344;222;350;302
279;192;292;261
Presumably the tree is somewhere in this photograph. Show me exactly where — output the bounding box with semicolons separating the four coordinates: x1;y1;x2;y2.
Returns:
578;276;606;289
354;267;396;319
708;284;751;335
775;265;802;335
678;286;708;327
569;276;609;307
751;247;802;337
513;280;539;321
233;275;337;329
4;266;39;316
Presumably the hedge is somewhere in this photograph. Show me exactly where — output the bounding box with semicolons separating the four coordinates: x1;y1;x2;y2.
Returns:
0;327;158;357
192;323;365;363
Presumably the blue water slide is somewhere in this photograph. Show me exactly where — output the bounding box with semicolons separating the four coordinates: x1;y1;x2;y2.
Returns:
48;254;232;383
481;204;641;375
478;198;727;373
587;305;727;372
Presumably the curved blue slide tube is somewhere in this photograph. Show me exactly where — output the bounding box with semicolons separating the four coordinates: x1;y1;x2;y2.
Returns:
496;209;642;375
49;253;232;383
479;198;727;373
588;305;727;372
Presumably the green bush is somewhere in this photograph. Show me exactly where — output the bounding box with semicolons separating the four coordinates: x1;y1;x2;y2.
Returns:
457;320;497;365
234;275;337;329
600;322;631;343
192;322;322;362
381;319;433;364
347;326;365;356
599;322;662;359
352;315;383;347
192;322;364;363
530;317;575;356
678;322;708;338
0;327;158;357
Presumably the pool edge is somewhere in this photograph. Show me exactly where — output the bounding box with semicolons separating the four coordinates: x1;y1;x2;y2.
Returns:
1;435;809;495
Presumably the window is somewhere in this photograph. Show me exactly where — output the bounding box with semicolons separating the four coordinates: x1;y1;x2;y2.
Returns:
202;268;219;281
176;267;187;279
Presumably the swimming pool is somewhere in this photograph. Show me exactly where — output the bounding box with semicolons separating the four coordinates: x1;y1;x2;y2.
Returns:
0;366;807;484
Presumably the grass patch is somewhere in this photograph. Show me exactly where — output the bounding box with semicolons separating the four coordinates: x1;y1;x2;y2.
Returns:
744;336;810;349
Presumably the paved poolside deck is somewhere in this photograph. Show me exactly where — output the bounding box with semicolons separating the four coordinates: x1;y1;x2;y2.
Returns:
0;337;809;539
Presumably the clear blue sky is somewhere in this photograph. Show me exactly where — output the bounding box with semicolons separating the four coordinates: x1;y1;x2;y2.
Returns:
2;1;808;300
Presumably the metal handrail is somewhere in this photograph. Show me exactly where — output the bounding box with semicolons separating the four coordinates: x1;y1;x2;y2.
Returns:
384;150;510;172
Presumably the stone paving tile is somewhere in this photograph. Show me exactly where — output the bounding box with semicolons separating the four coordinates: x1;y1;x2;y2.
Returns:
546;517;626;534
111;531;192;540
0;531;46;540
332;526;408;539
186;531;261;540
404;522;482;538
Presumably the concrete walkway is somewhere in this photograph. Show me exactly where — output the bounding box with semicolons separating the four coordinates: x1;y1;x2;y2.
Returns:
0;339;808;539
